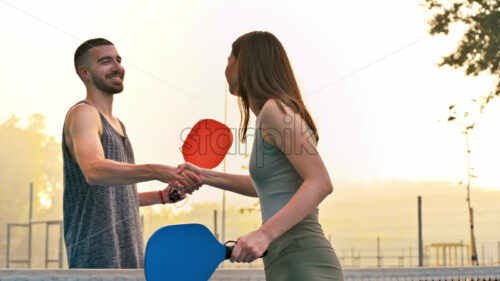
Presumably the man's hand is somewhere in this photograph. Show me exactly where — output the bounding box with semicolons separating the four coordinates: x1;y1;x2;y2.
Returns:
161;183;187;203
152;164;201;190
175;162;203;192
160;163;203;202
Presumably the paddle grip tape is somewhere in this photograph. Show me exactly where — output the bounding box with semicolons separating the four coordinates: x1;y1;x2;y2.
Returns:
225;246;268;260
168;189;182;202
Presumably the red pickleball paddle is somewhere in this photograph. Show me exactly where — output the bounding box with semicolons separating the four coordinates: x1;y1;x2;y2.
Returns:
169;119;233;202
182;119;233;169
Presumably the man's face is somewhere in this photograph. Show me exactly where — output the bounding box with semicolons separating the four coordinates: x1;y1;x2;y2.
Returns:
86;45;125;94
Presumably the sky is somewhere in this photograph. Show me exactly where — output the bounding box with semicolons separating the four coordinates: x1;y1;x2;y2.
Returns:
1;0;499;207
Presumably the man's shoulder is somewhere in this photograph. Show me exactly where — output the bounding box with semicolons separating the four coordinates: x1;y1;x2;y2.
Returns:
64;102;102;139
65;103;100;127
68;102;99;118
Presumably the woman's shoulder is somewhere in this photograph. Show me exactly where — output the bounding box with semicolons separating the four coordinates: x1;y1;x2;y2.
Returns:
260;99;296;123
260;99;308;142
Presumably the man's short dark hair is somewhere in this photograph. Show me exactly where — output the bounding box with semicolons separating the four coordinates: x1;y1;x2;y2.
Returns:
74;38;114;74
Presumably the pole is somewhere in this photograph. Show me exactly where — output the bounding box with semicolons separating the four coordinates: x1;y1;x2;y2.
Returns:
222;82;228;243
45;223;49;268
28;182;33;268
497;241;500;265
214;209;219;241
6;224;11;268
461;240;464;266
351;247;355;267
409;247;412;266
149;207;152;237
221;82;228;268
377;236;381;268
464;130;479;265
58;221;63;268
418;196;423;267
222;191;226;242
482;243;485;265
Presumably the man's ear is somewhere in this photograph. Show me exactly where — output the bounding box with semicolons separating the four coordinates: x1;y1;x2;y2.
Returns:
77;65;90;81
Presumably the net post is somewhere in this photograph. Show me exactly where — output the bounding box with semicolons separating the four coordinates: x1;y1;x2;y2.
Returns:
418;195;423;267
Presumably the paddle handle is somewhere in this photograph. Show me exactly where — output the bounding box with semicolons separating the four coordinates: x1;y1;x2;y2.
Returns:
169;185;199;202
225;246;268;259
168;189;182;202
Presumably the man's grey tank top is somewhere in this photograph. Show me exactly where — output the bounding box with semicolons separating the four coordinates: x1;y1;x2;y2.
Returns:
62;101;144;268
249;112;318;222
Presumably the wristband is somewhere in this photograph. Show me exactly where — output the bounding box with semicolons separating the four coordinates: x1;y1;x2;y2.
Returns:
159;190;166;205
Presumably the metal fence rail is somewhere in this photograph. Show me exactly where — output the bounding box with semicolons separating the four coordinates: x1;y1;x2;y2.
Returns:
1;267;500;281
343;266;500;280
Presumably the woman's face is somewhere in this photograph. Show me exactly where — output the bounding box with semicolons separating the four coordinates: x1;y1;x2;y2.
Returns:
225;53;238;95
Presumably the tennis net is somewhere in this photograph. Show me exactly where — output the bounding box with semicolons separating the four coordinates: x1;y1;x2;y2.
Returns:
0;266;499;280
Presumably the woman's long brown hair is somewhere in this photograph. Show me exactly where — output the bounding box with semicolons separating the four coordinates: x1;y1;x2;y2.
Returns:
231;31;319;143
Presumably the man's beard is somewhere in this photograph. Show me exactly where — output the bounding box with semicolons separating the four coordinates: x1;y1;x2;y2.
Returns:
91;71;124;94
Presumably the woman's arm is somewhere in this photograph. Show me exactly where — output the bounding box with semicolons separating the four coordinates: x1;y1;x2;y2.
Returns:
178;163;258;197
230;100;333;263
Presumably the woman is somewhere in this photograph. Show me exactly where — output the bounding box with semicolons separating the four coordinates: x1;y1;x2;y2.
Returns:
179;31;343;280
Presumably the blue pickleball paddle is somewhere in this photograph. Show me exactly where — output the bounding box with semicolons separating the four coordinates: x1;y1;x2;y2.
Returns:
144;223;231;281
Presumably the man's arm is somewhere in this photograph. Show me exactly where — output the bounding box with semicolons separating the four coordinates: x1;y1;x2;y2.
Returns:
67;104;200;187
138;184;185;206
138;191;163;206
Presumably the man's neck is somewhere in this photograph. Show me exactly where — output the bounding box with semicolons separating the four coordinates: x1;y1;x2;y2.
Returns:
85;89;115;117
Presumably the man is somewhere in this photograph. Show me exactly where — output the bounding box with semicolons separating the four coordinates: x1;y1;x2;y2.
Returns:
62;38;200;268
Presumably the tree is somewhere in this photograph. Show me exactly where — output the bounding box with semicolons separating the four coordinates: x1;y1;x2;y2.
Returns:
448;104;479;265
424;0;500;106
0;113;63;267
426;0;499;266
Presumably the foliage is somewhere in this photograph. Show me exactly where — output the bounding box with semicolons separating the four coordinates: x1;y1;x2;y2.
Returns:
0;113;63;267
424;0;500;104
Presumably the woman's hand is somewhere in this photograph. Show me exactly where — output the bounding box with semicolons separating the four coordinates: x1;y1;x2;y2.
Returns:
230;229;271;263
175;162;202;192
177;162;202;177
177;162;204;191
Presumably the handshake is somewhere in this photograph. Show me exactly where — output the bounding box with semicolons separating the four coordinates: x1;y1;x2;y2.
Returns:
163;162;203;203
158;118;233;203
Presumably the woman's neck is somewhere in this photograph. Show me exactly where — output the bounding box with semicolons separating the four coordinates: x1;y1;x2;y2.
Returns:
248;97;261;117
